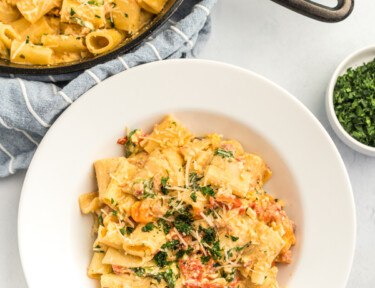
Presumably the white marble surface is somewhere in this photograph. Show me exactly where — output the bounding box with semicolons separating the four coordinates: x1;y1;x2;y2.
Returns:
1;0;375;287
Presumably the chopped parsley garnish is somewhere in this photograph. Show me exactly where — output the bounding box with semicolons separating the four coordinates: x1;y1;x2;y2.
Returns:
200;255;211;264
189;172;203;190
196;226;222;260
333;60;375;147
95;14;101;18
124;129;138;157
230;235;239;242
142;222;156;232
70;8;75;16
234;241;252;252
214;148;235;158
206;240;222;260
98;213;104;226
124;13;129;18
87;0;101;5
157;218;171;235
70;16;84;26
206;209;218;219
112;3;117;8
190;191;197;202
159;267;176;288
107;17;114;28
176;247;193;259
134;178;157;200
25;36;29;44
222;268;236;283
20;54;25;59
201;185;216;197
161;171;170;195
153;251;168;267
111;198;114;204
131;267;145;277
161;239;180;251
173;209;194;235
131;266;176;288
120;226;126;235
94;244;105;253
112;210;118;216
174;222;192;235
126;226;135;235
199;226;216;245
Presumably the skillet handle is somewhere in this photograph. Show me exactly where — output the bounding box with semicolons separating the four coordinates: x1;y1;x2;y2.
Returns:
271;0;354;22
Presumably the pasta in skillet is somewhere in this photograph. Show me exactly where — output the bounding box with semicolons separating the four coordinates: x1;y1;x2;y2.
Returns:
0;0;166;65
79;115;296;288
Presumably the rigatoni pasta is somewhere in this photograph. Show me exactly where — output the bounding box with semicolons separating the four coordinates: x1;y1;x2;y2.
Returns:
138;0;168;14
10;40;53;64
0;0;169;65
0;0;20;24
85;29;124;54
79;115;296;288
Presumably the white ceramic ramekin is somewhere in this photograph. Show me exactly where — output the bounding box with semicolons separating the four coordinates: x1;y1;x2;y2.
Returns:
326;45;375;156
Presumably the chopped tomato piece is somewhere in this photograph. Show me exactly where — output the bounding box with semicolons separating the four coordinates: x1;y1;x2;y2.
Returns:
179;259;204;283
112;265;129;274
220;143;235;152
208;196;217;209
215;194;242;209
238;207;246;214
251;200;286;224
117;136;128;145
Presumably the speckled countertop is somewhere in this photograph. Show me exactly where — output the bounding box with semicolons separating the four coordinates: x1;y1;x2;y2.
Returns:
1;0;374;287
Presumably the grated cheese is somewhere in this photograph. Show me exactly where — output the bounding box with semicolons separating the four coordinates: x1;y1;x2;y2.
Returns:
165;186;189;192
191;230;207;256
200;212;214;227
173;227;188;247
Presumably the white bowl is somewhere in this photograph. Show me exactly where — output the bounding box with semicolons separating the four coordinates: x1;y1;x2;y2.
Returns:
326;45;375;156
18;60;355;288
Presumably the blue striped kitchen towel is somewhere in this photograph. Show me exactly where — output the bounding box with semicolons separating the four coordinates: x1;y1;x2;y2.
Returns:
0;0;216;177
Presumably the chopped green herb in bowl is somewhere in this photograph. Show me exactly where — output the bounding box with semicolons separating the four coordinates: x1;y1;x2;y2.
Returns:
326;45;375;156
333;60;375;147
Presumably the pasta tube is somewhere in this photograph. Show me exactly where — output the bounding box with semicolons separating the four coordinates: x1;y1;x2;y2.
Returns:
17;0;62;24
0;23;19;48
41;35;87;53
85;29;124;54
0;0;21;24
138;0;168;14
10;40;53;65
112;0;141;33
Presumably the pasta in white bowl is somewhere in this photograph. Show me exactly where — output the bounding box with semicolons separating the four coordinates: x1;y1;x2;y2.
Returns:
17;60;355;288
79;115;297;288
0;0;166;65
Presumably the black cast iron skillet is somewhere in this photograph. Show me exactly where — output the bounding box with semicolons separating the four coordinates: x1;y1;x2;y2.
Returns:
272;0;354;23
0;0;354;75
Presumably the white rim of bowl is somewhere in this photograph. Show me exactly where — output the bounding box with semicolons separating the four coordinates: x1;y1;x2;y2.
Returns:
327;45;375;154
